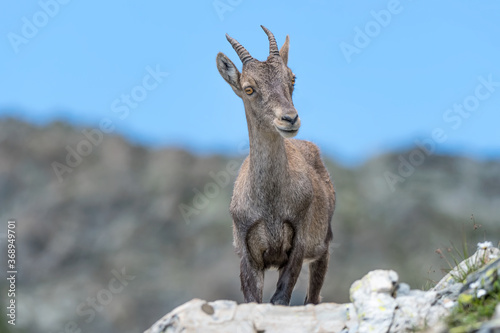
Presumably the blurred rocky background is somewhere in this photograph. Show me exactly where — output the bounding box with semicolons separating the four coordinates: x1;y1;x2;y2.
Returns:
0;118;499;333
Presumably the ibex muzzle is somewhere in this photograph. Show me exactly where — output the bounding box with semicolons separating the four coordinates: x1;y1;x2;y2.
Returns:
273;105;301;138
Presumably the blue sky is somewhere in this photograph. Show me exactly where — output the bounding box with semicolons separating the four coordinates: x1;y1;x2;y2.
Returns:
1;0;499;165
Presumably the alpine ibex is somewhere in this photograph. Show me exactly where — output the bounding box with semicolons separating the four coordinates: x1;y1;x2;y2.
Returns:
216;26;336;305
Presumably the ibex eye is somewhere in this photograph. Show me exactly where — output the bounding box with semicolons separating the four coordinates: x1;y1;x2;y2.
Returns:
245;87;254;95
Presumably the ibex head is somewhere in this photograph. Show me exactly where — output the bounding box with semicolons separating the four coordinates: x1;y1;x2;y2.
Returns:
216;26;300;138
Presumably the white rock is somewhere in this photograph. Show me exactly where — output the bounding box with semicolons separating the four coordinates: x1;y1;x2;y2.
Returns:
144;298;356;333
350;270;399;333
391;290;450;332
396;282;411;296
143;251;500;333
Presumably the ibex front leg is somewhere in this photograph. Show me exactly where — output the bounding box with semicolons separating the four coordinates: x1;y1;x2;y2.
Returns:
240;255;264;303
270;244;304;305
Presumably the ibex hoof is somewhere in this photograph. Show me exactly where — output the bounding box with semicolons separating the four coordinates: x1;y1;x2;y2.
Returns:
270;298;290;306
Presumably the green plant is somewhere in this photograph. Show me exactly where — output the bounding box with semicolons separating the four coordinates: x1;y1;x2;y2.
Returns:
446;280;500;332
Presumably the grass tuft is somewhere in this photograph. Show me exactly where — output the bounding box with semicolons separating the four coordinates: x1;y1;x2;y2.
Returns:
435;216;488;284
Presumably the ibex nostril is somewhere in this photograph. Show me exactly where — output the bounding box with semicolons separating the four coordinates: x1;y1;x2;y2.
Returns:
281;114;298;125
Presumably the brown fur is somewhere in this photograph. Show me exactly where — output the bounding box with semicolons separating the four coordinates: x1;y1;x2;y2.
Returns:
216;26;335;305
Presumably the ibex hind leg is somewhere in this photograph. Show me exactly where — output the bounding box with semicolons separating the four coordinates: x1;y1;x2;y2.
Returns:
240;256;264;303
304;250;329;305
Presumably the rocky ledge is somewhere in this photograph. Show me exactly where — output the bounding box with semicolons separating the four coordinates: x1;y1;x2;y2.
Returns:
145;244;500;333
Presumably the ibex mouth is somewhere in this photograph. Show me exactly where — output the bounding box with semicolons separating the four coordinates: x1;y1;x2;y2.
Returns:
275;126;299;138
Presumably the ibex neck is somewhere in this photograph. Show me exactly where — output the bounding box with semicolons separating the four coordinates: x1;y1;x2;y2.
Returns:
246;116;290;192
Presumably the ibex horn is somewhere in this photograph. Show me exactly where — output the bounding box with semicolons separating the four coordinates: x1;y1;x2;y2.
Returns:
261;25;280;57
226;34;254;65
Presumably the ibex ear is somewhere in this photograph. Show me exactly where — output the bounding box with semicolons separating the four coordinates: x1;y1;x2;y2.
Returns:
279;35;290;66
216;52;242;96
